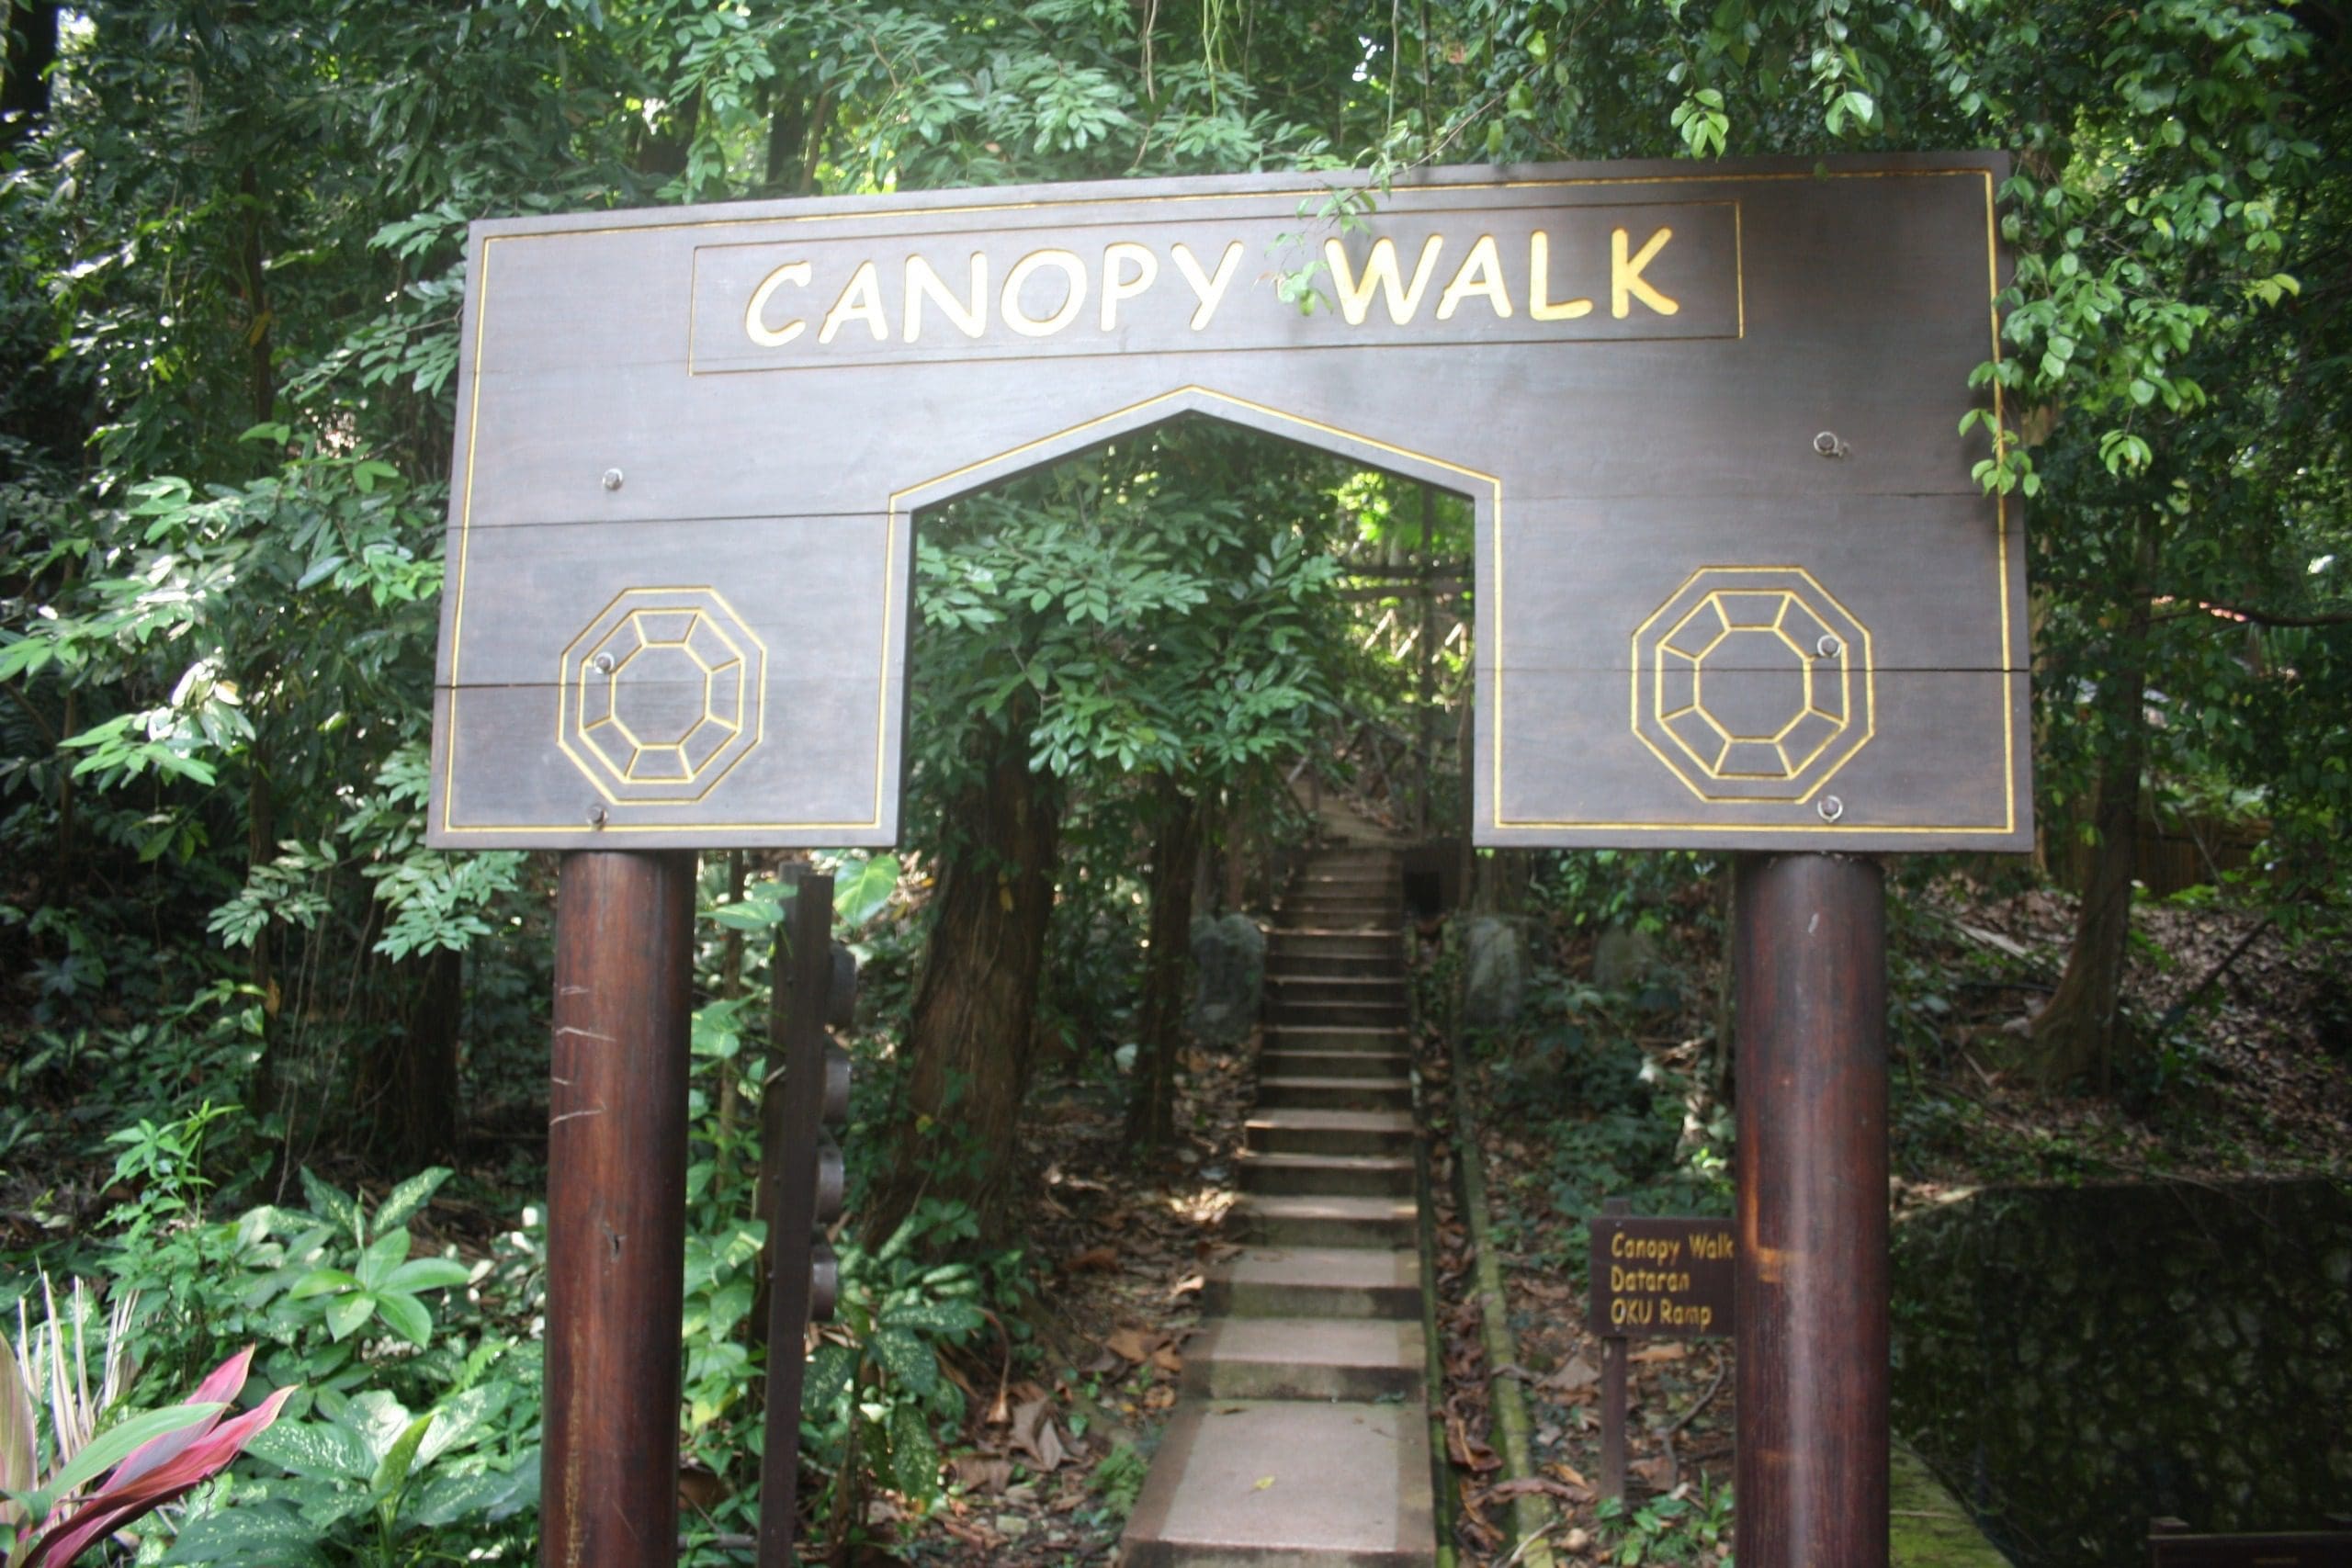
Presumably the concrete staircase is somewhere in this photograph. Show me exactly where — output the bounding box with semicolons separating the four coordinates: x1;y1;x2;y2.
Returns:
1121;845;1437;1567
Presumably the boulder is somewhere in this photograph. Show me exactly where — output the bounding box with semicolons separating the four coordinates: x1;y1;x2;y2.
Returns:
1461;916;1527;1032
1590;924;1658;990
1188;912;1264;1046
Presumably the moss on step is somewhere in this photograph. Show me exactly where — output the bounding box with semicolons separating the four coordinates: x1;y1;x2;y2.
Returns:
1892;1439;2009;1566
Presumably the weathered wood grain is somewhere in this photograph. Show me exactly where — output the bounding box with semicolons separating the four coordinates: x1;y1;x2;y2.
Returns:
428;153;2026;852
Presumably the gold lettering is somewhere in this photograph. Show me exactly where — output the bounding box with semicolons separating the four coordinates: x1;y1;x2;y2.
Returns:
1001;248;1088;337
1528;231;1593;321
819;261;888;344
1611;226;1679;318
903;252;989;342
1170;241;1243;331
1323;234;1445;326
744;261;812;347
1436;233;1513;321
1100;242;1159;331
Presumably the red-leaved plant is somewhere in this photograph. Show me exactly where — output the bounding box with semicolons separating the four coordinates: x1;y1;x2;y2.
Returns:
1;1343;294;1567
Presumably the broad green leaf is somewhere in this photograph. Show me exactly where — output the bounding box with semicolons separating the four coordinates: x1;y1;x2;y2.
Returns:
325;1292;377;1342
417;1383;511;1468
888;1402;941;1504
369;1411;436;1504
299;1170;364;1242
160;1504;329;1566
411;1464;527;1529
371;1168;452;1232
832;854;900;929
287;1268;361;1301
371;1291;434;1348
356;1229;411;1291
868;1326;939;1398
879;1298;984;1337
383;1258;470;1294
803;1344;857;1416
245;1416;378;1483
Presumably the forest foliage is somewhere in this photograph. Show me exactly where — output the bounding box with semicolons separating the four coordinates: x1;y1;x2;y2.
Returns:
2;0;2348;1560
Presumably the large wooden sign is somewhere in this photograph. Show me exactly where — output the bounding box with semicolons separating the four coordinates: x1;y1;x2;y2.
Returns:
426;153;2028;852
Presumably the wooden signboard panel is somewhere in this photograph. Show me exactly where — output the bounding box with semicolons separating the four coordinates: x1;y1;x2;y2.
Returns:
425;153;2028;852
1589;1214;1736;1338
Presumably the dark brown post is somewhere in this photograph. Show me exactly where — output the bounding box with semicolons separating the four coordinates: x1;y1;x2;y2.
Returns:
1734;852;1888;1568
1598;1196;1631;1501
543;851;697;1568
758;871;837;1567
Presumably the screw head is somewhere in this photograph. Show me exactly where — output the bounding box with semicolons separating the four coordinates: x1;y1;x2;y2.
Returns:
1815;634;1843;659
1816;795;1846;822
593;651;616;674
587;805;608;828
1813;431;1845;458
601;468;625;491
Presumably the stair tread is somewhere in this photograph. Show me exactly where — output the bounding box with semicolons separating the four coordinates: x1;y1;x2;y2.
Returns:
1121;1401;1434;1563
1239;1150;1413;1173
1219;1246;1418;1289
1246;1108;1414;1134
1188;1316;1421;1373
1235;1193;1417;1222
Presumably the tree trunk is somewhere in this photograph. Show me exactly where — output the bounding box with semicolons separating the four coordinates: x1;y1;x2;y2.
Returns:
2024;526;2156;1089
868;734;1063;1243
1127;783;1203;1149
368;946;464;1167
2;3;59;132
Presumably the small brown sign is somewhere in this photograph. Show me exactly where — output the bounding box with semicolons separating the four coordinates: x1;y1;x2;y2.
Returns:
1589;1214;1735;1338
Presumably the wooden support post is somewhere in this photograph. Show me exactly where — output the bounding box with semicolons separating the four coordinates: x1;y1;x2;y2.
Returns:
759;871;836;1567
1599;1196;1631;1502
543;851;697;1568
1733;852;1888;1568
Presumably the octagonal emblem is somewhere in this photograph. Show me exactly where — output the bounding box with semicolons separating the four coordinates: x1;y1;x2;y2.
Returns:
1630;567;1873;805
559;588;767;804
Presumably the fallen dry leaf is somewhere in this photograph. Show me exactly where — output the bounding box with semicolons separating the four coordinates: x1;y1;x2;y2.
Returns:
1104;1325;1154;1362
1543;1354;1600;1392
1631;1343;1689;1363
1066;1245;1120;1272
949;1455;1014;1494
1009;1396;1067;1472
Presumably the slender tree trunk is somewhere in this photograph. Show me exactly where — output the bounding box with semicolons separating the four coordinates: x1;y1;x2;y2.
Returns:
1128;783;1203;1148
2;2;59;132
368;946;463;1166
2025;525;2156;1089
868;732;1063;1243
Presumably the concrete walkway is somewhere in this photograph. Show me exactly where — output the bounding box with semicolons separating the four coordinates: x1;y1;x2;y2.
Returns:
1122;844;1438;1567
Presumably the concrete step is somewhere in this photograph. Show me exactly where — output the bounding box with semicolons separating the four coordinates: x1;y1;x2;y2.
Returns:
1263;1025;1409;1054
1267;929;1400;948
1262;1047;1412;1080
1266;975;1407;1005
1269;999;1411;1030
1246;1109;1414;1157
1255;1075;1413;1113
1181;1317;1423;1402
1232;1192;1418;1248
1268;951;1395;978
1237;1150;1415;1199
1121;1399;1435;1567
1204;1246;1420;1319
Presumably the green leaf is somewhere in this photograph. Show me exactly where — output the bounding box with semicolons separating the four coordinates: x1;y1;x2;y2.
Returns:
160;1505;329;1566
832;855;900;929
371;1291;435;1348
411;1464;529;1529
868;1326;939;1398
245;1416;379;1483
300;1169;365;1242
372;1168;452;1232
383;1258;470;1294
325;1292;378;1342
42;1403;224;1503
0;1332;37;1507
879;1298;984;1337
803;1344;857;1416
369;1411;436;1504
888;1402;941;1504
288;1268;361;1301
356;1228;411;1291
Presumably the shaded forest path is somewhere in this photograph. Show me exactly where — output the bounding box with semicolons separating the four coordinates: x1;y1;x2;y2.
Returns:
1121;838;1437;1565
